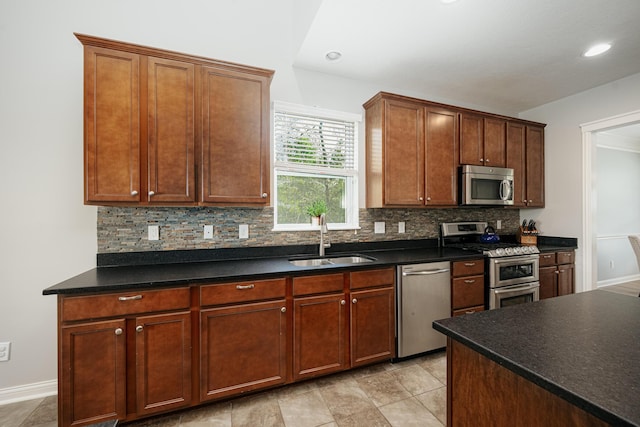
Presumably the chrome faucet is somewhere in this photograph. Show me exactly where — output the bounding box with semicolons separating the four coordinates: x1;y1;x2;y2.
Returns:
319;213;331;256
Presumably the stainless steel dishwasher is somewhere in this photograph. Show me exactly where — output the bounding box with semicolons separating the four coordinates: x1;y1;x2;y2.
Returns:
397;261;451;358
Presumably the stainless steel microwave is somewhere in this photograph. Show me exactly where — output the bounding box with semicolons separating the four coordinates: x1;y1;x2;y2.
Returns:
460;165;514;206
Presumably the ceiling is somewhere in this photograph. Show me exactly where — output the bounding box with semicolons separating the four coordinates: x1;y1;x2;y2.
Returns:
293;0;640;114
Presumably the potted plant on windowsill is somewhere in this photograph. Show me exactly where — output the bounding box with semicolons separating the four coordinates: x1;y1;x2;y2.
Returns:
305;200;327;226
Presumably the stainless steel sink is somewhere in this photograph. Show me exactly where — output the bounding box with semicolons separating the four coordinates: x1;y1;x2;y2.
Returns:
289;255;375;267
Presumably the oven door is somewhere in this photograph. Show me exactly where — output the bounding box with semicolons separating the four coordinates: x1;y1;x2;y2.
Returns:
488;255;539;287
490;282;539;309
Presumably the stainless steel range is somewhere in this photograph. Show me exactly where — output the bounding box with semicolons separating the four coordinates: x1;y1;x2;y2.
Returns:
441;222;540;309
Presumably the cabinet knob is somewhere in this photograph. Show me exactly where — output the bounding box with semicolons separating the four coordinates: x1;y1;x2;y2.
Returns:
523;199;527;203
149;191;155;196
419;197;424;201
480;158;484;162
136;325;144;333
340;300;346;305
485;159;490;163
115;328;123;335
426;197;431;201
281;307;286;313
131;190;138;196
352;298;358;304
262;193;268;198
528;200;533;203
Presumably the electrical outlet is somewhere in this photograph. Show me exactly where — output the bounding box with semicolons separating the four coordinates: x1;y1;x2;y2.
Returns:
239;224;249;239
398;222;406;233
148;225;159;241
374;222;385;234
0;342;10;362
610;260;615;269
204;225;214;239
496;220;502;230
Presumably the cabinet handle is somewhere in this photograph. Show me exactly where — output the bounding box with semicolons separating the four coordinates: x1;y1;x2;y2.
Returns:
543;255;552;259
131;190;138;196
464;279;475;284
426;197;431;201
480;158;484;162
118;295;142;301
236;284;255;290
148;191;155;196
529;200;533;203
341;300;346;305
115;328;123;335
419;197;424;201
352;298;358;304
281;307;286;313
464;262;476;267
558;270;565;273
485;159;490;163
465;311;475;315
262;193;268;198
136;325;143;333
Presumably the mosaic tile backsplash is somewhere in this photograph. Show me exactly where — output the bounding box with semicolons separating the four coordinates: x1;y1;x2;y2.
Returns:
97;206;521;253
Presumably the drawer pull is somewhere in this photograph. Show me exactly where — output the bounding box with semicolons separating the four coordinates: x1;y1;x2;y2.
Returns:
118;295;142;301
543;255;552;259
464;262;476;267
236;284;255;290
464;279;476;284
465;311;475;315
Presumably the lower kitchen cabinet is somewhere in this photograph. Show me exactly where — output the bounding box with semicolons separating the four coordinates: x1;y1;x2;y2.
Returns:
293;274;347;380
539;251;575;299
200;300;287;400
451;259;485;316
58;288;192;427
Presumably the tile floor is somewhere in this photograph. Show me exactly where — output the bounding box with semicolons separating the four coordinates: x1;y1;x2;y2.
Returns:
0;350;447;427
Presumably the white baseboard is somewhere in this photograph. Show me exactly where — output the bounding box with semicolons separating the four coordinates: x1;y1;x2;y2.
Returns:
0;380;57;406
597;274;640;288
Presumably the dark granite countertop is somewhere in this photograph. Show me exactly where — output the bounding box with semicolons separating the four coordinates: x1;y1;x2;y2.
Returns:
433;290;640;426
42;240;480;295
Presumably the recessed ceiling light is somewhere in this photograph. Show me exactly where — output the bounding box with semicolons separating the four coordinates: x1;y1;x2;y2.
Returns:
583;43;612;57
325;51;342;61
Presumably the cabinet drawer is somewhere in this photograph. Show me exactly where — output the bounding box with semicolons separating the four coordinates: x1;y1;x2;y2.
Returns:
350;268;395;290
200;278;286;306
452;275;485;310
453;305;484;317
61;288;191;322
539;252;556;266
557;251;575;265
293;273;344;296
452;259;484;277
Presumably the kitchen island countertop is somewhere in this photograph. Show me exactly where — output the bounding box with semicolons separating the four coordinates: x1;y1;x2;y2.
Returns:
433;290;640;426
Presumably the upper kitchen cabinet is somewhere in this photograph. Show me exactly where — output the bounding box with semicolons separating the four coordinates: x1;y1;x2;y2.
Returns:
200;66;271;205
77;33;273;206
459;113;506;167
506;122;545;208
364;92;458;207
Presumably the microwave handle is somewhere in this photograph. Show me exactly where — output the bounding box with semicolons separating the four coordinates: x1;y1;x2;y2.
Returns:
500;179;512;201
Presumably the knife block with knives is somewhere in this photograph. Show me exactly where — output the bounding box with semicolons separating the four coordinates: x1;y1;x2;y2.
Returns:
518;219;539;245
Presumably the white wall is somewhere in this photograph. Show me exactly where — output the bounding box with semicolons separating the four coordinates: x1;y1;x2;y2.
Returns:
519;72;640;292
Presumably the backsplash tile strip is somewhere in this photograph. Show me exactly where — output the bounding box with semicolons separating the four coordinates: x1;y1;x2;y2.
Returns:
97;207;521;253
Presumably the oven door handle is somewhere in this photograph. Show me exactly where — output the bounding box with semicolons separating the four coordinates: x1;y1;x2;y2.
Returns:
402;268;450;276
493;283;539;294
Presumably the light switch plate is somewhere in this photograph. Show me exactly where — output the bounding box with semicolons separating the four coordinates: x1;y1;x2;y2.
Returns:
398;222;405;233
239;224;249;239
374;222;385;234
204;225;214;239
0;342;10;362
148;225;159;241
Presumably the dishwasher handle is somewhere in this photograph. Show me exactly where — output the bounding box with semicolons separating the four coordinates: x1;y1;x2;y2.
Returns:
402;268;450;276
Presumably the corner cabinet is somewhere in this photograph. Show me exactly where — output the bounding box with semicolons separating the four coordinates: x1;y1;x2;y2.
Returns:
77;33;273;207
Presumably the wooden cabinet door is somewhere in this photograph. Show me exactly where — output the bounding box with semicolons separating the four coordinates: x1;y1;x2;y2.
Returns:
293;293;347;380
84;46;140;203
538;266;557;300
135;311;191;416
483;118;506;167
506;122;527;207
424;107;458;206
557;264;575;296
350;286;395;367
146;57;196;204
459;113;484;166
201;66;270;204
200;300;287;401
525;126;545;207
61;319;126;426
383;99;425;206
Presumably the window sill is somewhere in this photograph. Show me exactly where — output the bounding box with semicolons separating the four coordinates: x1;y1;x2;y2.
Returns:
273;225;361;232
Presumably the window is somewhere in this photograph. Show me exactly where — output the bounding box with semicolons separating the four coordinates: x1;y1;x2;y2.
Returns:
273;101;360;230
